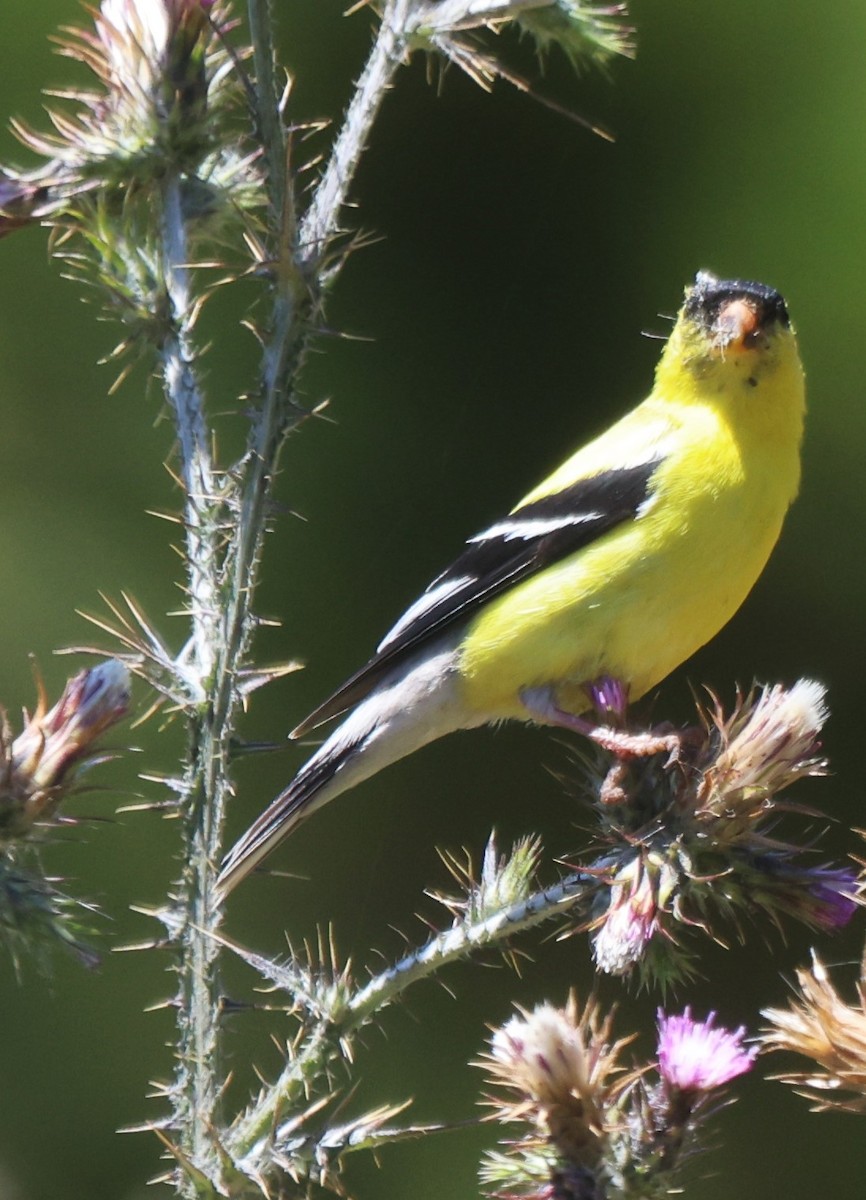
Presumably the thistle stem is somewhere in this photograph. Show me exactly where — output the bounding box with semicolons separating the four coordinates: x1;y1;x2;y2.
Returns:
160;175;218;682
227;871;595;1166
155;4;418;1180
299;0;411;274
159;171;228;1187
247;0;287;210
166;0;479;1185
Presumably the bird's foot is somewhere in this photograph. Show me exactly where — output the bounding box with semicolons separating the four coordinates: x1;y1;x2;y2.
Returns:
590;724;683;761
597;758;630;806
521;683;685;807
520;682;683;762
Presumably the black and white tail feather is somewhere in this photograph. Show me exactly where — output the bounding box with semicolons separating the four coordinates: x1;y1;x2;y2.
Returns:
216;646;481;895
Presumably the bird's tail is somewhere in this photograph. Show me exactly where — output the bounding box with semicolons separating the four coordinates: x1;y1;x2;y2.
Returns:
216;648;474;897
216;733;367;897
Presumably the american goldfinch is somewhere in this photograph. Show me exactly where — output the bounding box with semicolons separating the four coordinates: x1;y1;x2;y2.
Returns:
218;272;805;896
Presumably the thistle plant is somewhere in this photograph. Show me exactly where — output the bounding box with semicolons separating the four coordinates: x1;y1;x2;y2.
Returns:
578;680;857;986
0;2;860;1199
478;997;758;1199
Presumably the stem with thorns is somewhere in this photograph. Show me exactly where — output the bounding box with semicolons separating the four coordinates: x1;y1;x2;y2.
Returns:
299;0;411;276
247;0;288;210
159;170;229;1185
226;871;595;1168
160;176;218;681
163;2;425;1184
223;0;418;652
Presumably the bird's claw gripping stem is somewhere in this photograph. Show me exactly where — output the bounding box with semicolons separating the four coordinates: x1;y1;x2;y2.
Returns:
520;683;683;762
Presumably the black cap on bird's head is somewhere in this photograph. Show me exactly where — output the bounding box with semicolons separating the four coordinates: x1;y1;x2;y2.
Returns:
684;271;790;351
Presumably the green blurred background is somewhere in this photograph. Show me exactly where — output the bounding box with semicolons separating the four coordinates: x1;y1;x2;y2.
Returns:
0;0;864;1196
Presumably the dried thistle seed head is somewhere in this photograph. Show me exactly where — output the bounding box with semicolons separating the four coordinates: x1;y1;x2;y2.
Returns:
15;0;236;187
763;954;866;1112
696;679;828;830
481;995;633;1165
0;660;131;840
85;0;219;120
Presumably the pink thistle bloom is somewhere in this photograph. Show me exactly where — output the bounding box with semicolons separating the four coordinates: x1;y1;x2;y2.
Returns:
656;1008;757;1094
592;855;658;976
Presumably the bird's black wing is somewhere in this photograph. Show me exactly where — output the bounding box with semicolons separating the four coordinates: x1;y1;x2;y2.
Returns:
292;457;661;736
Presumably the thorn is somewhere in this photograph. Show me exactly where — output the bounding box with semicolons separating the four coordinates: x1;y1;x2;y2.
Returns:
145;508;184;525
218;995;259;1015
228;738;284;758
113;938;170;954
143;996;180;1012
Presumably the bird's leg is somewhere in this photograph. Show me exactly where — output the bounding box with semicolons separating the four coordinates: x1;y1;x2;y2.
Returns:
521;683;633;805
521;680;685;806
520;679;682;760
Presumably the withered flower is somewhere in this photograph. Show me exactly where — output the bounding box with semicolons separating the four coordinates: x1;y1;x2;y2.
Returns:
763;953;866;1112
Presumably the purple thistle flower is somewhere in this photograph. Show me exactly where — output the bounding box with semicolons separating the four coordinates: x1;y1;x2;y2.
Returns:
656;1008;757;1095
753;857;860;932
805;867;859;929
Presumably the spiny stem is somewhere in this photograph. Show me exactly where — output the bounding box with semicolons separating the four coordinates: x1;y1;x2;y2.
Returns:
247;0;287;210
227;871;595;1166
156;13;417;1174
299;0;411;275
218;0;311;726
220;0;419;701
160;175;218;680
159;171;227;1187
165;0;456;1185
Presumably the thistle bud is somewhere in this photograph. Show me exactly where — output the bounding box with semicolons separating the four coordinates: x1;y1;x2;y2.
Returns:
14;0;233;189
0;660;131;841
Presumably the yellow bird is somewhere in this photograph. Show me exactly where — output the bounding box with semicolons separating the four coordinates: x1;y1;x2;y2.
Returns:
218;272;805;896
